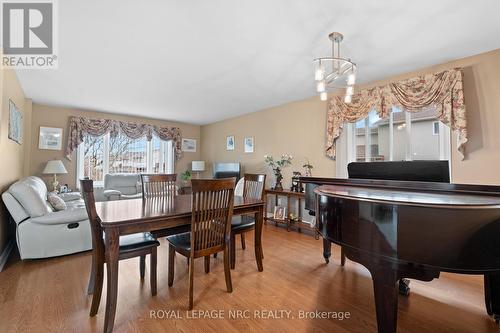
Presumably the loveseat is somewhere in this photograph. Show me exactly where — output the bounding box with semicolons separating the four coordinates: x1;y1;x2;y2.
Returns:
102;173;142;201
2;176;92;259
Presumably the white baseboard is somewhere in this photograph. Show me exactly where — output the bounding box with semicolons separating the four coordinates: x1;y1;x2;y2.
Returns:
0;239;15;272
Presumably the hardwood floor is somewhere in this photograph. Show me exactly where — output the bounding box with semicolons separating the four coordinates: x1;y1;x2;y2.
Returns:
0;224;497;333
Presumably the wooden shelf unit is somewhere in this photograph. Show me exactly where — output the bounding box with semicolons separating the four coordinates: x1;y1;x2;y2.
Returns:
264;188;318;238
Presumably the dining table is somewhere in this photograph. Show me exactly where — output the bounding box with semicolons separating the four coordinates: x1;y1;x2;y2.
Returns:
95;194;266;333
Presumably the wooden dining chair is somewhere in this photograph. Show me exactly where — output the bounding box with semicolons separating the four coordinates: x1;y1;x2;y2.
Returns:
141;173;177;199
167;178;235;310
230;174;266;269
80;179;159;317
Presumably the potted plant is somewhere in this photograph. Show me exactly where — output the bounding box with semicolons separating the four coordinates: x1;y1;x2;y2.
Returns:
264;154;293;191
180;169;192;187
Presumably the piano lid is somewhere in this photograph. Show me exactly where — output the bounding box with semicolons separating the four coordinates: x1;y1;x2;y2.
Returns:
316;185;500;209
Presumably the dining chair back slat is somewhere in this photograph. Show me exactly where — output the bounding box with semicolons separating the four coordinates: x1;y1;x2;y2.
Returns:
141;174;177;199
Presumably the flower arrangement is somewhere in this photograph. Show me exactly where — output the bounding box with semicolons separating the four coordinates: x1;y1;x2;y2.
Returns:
264;154;293;190
302;159;313;177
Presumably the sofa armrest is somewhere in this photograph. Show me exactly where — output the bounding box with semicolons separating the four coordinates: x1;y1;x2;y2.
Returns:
57;192;82;202
2;192;29;224
103;189;122;201
29;208;88;225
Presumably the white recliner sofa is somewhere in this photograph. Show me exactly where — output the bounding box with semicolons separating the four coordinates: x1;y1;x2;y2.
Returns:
102;173;142;201
2;176;92;259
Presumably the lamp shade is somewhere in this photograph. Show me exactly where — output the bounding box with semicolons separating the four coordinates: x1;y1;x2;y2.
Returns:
42;160;68;174
191;161;205;172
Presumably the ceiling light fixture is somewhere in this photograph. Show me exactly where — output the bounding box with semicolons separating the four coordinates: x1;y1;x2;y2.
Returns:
313;32;357;103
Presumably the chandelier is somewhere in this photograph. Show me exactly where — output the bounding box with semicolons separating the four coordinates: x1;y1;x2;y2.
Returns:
313;32;357;103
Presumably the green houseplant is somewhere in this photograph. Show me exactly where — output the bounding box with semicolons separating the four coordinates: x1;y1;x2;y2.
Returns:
264;154;293;191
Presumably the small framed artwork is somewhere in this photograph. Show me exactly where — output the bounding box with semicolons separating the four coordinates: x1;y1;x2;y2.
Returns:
226;135;235;151
181;138;197;152
39;126;63;150
273;206;287;220
8;100;23;144
244;137;254;153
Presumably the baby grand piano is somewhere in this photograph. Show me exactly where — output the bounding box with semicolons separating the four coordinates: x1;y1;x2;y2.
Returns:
302;161;500;333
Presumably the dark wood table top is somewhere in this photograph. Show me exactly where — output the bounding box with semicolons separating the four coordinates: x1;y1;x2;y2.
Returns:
316;184;500;208
96;195;265;226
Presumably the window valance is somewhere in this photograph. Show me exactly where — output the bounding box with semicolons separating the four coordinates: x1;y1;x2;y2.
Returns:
326;68;467;159
65;116;182;160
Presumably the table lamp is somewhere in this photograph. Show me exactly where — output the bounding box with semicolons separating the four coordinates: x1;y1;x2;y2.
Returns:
42;160;68;192
191;161;205;179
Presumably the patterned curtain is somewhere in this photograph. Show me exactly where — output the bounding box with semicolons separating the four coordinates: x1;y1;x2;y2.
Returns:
326;68;467;159
65;116;183;160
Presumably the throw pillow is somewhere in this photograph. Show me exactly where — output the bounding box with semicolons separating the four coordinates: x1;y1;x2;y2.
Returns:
47;193;67;211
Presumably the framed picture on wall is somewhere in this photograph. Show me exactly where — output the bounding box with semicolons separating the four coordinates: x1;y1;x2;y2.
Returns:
39;126;63;150
181;138;197;152
226;135;235;151
244;137;254;153
273;206;287;220
8;100;23;145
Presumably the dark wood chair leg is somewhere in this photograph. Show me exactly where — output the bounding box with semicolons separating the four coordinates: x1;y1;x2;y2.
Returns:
150;248;157;296
87;254;96;295
223;247;233;293
140;255;146;279
89;261;104;316
230;232;236;269
188;255;195;310
213;253;217;258
204;255;210;273
168;244;175;287
241;233;246;250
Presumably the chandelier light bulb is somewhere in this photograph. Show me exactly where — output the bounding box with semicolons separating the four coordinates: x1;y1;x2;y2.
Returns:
346;86;354;96
344;94;352;104
320;92;328;101
316;81;326;93
315;67;325;81
347;73;356;85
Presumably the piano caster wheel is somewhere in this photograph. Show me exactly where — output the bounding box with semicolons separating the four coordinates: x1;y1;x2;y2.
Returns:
493;314;500;324
324;257;329;264
399;279;411;296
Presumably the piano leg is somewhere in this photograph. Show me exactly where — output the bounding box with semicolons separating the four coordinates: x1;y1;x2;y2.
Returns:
484;273;500;323
340;246;346;266
371;266;399;333
322;238;331;264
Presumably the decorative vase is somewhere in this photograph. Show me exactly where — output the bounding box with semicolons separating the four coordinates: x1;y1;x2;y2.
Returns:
274;169;283;191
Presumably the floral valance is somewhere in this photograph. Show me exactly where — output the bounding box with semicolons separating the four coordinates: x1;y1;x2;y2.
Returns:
65;116;182;160
326;68;467;159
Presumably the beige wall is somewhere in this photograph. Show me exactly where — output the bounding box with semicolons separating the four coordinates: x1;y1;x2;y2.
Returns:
0;67;31;256
29;104;201;189
201;48;500;187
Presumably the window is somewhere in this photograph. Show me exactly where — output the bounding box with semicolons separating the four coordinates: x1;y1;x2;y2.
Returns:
433;121;440;135
336;106;451;177
77;133;174;186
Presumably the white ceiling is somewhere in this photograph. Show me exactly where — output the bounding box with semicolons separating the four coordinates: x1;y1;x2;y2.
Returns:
16;0;500;125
